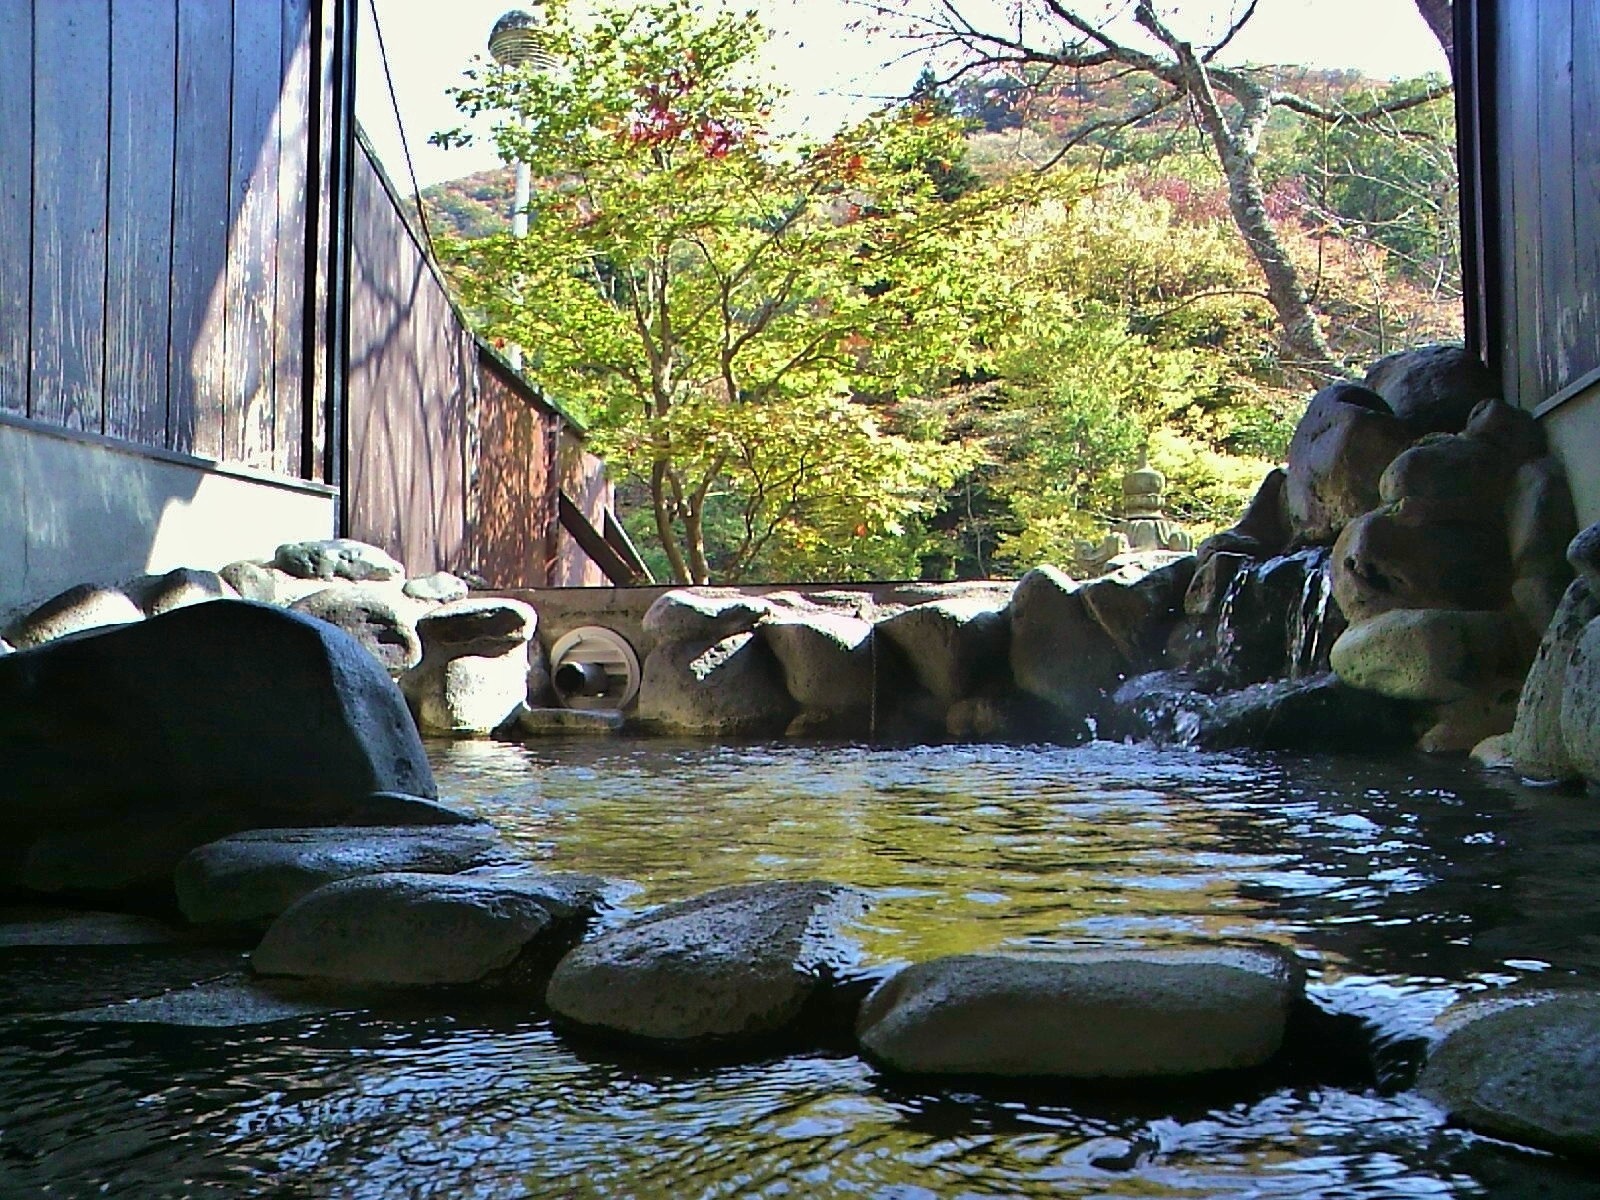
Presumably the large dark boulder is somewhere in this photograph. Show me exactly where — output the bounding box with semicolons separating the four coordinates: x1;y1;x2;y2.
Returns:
0;600;441;896
1362;343;1500;435
1284;383;1415;545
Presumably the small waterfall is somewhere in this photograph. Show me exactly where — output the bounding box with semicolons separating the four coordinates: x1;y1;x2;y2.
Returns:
1286;547;1335;680
1212;564;1252;676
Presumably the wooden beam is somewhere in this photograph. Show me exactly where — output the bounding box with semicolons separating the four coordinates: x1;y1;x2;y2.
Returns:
559;490;645;585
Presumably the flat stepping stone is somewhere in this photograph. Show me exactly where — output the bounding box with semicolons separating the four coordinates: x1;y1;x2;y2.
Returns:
252;869;613;987
856;946;1302;1079
518;707;625;735
174;825;511;926
60;978;339;1027
546;881;867;1046
1419;990;1600;1159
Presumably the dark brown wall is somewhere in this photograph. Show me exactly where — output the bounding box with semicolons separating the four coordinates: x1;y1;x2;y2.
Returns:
1468;0;1600;405
0;0;335;479
343;139;607;585
1465;0;1600;523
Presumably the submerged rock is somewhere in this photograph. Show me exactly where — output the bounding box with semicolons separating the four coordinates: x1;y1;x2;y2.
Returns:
546;881;867;1047
4;582;144;648
517;707;625;735
1420;991;1600;1159
175;825;510;927
252;869;610;987
0;600;439;895
856;946;1302;1079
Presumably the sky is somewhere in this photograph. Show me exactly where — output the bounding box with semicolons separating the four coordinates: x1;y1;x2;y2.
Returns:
357;0;1448;191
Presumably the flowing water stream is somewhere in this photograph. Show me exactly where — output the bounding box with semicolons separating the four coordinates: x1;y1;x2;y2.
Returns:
6;738;1600;1198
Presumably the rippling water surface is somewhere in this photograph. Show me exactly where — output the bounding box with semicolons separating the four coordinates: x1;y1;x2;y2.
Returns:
7;738;1600;1198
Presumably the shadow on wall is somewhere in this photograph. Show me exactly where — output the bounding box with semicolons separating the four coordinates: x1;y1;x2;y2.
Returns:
0;421;334;620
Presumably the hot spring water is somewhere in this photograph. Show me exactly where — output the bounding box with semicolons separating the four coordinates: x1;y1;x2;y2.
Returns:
5;737;1600;1197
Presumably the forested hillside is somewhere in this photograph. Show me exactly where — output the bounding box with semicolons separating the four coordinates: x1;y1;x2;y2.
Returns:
424;3;1460;584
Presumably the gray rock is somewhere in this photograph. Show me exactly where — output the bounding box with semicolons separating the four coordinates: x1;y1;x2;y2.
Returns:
403;571;470;604
1418;688;1522;755
1464;396;1546;462
292;585;424;675
636;633;795;735
174;825;510;926
218;560;329;606
1362;342;1500;434
1079;557;1193;665
401;599;539;736
1379;433;1506;506
1332;500;1513;625
1109;670;1416;753
1470;732;1516;769
546;881;866;1046
4;582;144;648
253;869;609;986
1184;551;1249;617
126;567;237;616
1330;607;1530;703
642;589;773;644
274;537;404;583
1196;468;1291;564
517;706;625;735
1007;566;1124;728
759;610;875;711
1510;579;1600;783
1561;617;1600;788
1571;522;1600;599
856;946;1302;1079
1285;382;1415;545
416;597;536;652
0;600;438;895
877;595;1009;703
1419;990;1600;1159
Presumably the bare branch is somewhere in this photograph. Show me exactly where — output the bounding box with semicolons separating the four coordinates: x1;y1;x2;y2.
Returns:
1272;82;1454;125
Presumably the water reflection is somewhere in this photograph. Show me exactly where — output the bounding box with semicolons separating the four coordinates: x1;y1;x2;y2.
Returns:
5;739;1600;1197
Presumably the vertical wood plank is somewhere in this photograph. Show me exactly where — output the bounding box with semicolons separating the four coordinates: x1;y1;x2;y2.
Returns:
1575;0;1600;384
29;0;110;432
225;0;282;467
274;0;312;478
0;1;32;415
168;0;234;457
307;0;339;483
1502;2;1544;410
1537;0;1578;396
104;0;177;446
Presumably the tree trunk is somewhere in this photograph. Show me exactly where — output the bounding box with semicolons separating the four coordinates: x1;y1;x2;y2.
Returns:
651;460;693;584
683;501;712;585
1412;0;1454;78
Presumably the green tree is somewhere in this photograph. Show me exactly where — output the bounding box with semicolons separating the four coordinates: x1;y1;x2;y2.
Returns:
436;0;1037;583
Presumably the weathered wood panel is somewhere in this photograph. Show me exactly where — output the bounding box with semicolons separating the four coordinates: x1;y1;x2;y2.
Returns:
346;146;470;575
553;434;614;587
274;0;313;478
224;0;283;468
168;0;235;458
0;2;31;416
1537;0;1579;389
29;1;110;432
104;1;177;445
473;358;561;587
1575;0;1600;372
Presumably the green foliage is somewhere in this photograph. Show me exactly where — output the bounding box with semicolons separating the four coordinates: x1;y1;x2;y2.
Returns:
438;0;1020;583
